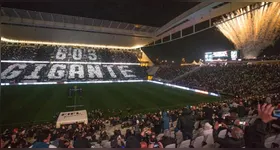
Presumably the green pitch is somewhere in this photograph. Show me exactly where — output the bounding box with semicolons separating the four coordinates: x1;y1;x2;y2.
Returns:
1;82;219;125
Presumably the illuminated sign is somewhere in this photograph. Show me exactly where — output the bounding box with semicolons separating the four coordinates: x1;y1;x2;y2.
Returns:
231;51;238;60
213;51;228;57
205;50;240;62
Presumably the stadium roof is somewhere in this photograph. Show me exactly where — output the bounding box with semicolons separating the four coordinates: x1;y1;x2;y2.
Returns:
0;1;257;47
1;0;199;27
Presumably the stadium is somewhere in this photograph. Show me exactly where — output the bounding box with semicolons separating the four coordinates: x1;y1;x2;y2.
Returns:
1;1;280;148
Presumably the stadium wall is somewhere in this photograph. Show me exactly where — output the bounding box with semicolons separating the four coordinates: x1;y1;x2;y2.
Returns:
1;24;152;47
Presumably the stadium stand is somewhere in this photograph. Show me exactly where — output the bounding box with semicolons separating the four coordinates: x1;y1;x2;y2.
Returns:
1;97;279;148
1;43;140;63
1;43;147;84
173;64;280;97
154;65;198;81
1;1;280;149
1;43;280;148
1;63;147;83
1;43;280;149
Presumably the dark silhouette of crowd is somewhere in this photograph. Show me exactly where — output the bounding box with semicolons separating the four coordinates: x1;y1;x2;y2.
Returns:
1;97;279;148
174;64;280;97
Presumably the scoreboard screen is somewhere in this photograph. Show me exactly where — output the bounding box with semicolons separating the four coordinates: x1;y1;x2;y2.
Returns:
205;50;240;62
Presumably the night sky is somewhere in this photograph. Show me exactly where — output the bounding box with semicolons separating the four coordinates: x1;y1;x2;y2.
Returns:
1;0;199;27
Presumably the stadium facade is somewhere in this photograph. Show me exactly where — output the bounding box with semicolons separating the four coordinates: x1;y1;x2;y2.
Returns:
0;2;262;87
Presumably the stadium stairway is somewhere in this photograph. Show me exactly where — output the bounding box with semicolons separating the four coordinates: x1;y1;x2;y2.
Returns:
171;65;203;82
147;66;159;76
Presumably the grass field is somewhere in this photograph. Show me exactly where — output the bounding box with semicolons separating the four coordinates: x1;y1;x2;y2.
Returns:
1;82;219;125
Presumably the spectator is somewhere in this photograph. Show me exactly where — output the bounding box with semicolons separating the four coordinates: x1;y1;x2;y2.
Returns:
162;111;170;131
111;135;125;148
30;130;57;148
125;136;141;148
203;105;214;123
153;116;162;135
202;122;213;137
63;140;74;148
213;121;245;148
175;130;183;148
192;121;204;139
73;132;91;148
125;129;133;140
221;104;230;115
237;102;246;118
160;129;175;148
140;141;148;148
245;104;277;148
52;133;65;148
176;108;194;140
1;136;9;148
148;133;163;148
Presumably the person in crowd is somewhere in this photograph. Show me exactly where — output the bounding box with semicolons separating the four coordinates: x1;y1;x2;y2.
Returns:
170;111;178;122
147;133;163;148
99;131;110;142
159;129;175;148
73;132;91;148
203;105;214;124
192;121;204;139
248;106;256;116
221;104;230;115
175;130;183;148
176;108;194;140
1;136;10;148
52;133;65;148
266;96;272;104
237;102;246;118
30;130;57;148
133;120;141;135
202;122;213;137
213;121;245;148
1;137;5;148
125;129;133;140
162;111;170;131
63;139;74;148
245;103;277;148
125;136;141;148
140;141;148;148
153;116;162;135
111;134;125;148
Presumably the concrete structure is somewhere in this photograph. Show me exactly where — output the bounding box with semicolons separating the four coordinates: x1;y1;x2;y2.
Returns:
1;2;256;48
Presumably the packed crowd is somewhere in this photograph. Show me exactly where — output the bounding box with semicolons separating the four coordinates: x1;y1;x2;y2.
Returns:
154;65;198;81
1;95;279;148
1;43;280;148
253;55;280;61
174;64;280;97
1;43;147;83
1;43;141;63
1;63;147;83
